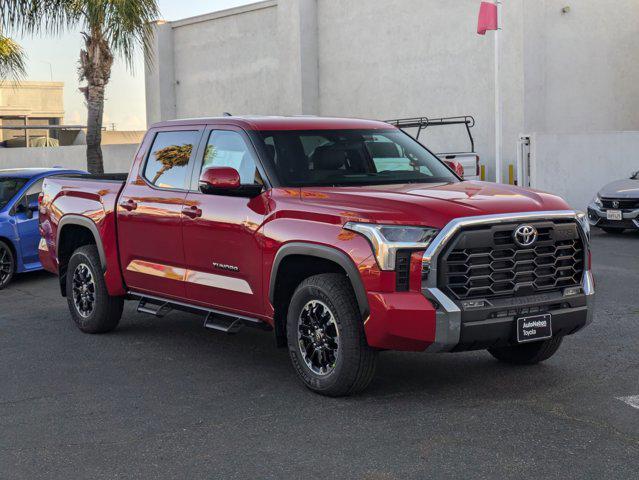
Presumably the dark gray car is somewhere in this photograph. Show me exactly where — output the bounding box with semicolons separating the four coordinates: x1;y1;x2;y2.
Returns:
587;170;639;233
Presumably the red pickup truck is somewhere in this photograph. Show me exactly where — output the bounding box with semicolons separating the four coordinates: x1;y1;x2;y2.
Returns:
39;116;594;396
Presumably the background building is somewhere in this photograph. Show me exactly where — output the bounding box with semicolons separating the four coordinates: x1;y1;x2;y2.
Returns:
145;0;639;188
0;81;65;147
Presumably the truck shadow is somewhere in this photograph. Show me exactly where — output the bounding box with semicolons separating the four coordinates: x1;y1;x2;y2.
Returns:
112;308;572;404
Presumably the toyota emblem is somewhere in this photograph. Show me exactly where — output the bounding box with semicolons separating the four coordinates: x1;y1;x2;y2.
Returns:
513;224;538;248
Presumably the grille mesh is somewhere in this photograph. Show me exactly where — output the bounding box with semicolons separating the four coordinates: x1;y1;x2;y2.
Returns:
601;198;639;210
438;221;584;300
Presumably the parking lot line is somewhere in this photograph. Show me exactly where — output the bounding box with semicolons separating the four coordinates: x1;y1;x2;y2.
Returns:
617;396;639;410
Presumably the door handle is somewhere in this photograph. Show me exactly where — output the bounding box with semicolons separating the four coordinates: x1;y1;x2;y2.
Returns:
182;205;202;219
119;199;138;211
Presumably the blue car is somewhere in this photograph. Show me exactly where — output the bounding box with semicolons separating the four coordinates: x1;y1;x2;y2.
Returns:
0;168;85;289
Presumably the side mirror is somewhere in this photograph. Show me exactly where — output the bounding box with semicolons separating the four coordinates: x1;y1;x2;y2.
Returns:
199;166;241;193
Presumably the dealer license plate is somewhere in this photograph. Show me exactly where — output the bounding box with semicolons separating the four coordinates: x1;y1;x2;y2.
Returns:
517;314;552;343
607;209;623;221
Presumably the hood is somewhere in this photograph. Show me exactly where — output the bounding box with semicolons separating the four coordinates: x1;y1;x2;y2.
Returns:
300;181;571;229
598;179;639;198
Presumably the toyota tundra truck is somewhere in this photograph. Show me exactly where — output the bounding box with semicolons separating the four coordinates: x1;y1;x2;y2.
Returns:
39;116;594;396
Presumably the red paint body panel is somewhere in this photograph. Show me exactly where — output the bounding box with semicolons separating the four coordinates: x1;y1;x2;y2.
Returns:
39;116;575;352
38;176;127;296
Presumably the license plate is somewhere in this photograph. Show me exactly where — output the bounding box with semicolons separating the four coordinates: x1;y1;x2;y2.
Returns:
607;209;623;221
517;314;552;343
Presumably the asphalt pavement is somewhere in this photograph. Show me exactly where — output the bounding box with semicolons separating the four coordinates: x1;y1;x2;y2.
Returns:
1;229;638;479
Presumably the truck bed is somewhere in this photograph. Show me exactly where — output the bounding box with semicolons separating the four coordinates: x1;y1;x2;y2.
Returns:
39;173;128;296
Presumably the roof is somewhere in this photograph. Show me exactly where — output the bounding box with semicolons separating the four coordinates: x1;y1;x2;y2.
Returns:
150;116;396;131
0;168;84;179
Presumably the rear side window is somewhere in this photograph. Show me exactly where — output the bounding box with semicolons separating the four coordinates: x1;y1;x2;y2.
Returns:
143;130;199;189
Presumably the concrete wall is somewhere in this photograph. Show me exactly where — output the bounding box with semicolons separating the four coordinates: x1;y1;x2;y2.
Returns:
529;132;639;209
523;0;639;134
145;0;639;182
0;144;139;173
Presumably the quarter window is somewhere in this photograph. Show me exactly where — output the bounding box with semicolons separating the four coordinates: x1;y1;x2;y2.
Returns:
144;131;199;189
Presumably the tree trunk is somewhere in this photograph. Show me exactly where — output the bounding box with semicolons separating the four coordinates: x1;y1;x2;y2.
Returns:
85;82;105;174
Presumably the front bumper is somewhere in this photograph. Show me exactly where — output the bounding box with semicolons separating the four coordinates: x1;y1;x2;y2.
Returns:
587;203;639;230
421;210;594;352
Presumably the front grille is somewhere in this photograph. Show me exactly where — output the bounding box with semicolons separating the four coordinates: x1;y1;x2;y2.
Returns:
438;221;584;301
601;198;639;210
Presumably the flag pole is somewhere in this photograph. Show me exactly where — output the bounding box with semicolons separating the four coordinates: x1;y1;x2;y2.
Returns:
494;0;503;183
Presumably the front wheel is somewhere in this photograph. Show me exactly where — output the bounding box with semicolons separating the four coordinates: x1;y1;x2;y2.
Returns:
488;336;564;365
0;240;15;290
286;273;377;397
66;245;123;334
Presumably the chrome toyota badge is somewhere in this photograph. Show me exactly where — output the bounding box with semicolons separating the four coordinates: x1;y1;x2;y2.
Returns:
513;224;538;247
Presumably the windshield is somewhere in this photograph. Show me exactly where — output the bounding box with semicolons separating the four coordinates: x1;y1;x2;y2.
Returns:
256;129;459;187
0;177;29;210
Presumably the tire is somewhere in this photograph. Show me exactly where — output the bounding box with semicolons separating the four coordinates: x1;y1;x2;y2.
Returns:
286;273;377;397
66;245;123;334
601;227;625;234
0;240;15;290
488;336;564;365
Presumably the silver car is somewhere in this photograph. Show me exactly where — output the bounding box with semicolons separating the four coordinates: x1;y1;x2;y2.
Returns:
587;170;639;233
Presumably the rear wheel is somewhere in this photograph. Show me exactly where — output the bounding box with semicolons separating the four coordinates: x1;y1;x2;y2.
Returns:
488;336;564;365
66;245;123;333
602;227;625;234
0;240;15;290
286;273;377;397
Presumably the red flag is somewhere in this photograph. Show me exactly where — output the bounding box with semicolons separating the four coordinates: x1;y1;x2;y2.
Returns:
477;1;498;35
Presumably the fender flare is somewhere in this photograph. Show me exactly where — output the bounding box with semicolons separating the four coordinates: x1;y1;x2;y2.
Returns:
269;242;370;317
56;215;107;271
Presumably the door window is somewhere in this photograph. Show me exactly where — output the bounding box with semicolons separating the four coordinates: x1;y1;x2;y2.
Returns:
202;130;260;185
143;131;199;189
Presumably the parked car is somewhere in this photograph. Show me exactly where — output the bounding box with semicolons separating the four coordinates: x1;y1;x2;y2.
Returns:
587;170;639;233
39;116;594;396
0;168;85;289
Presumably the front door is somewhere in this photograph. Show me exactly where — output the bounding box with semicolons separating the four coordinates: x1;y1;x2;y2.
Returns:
182;127;267;317
117;127;202;300
15;178;44;267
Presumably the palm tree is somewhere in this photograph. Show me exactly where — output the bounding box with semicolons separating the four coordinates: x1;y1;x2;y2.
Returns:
1;1;159;174
0;34;26;80
152;143;192;184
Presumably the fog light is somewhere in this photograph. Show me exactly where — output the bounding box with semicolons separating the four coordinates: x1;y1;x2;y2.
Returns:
461;299;487;309
563;286;582;297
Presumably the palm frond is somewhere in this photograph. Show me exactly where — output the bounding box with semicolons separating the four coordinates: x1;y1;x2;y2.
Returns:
84;0;159;71
0;0;81;37
0;35;26;80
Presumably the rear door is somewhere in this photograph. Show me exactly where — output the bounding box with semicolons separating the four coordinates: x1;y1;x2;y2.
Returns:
117;127;202;299
181;125;268;316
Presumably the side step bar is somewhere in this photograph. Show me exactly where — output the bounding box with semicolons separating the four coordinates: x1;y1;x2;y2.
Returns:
128;292;271;334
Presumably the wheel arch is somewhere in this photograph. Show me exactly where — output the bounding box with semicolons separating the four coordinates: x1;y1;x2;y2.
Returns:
269;242;369;317
56;216;107;296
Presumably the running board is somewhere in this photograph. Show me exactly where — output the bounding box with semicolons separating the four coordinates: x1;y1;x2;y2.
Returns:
128;292;271;334
137;298;173;317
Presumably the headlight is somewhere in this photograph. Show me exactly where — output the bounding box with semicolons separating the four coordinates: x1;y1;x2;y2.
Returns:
593;194;602;207
576;211;590;242
344;223;440;270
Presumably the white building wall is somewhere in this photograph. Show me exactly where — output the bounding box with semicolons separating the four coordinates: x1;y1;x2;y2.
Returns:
0;144;139;173
169;1;280;119
144;0;639;183
529;132;639;209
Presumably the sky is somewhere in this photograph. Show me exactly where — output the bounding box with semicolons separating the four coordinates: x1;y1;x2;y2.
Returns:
15;0;254;130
